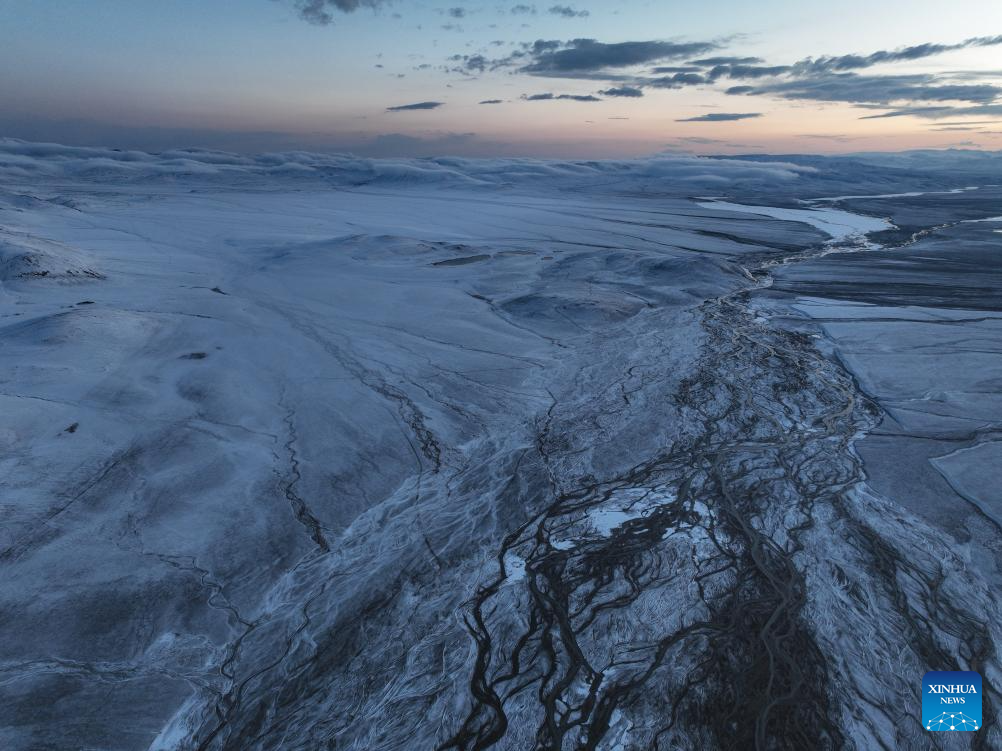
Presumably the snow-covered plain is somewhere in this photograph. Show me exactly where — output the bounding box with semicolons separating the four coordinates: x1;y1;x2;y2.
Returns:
1;140;1001;751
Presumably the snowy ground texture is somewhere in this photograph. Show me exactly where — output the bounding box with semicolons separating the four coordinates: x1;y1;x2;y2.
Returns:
1;139;1001;750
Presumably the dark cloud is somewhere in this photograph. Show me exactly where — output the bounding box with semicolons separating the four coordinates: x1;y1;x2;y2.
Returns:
510;4;536;14
859;104;1002;119
291;0;390;25
599;86;644;98
438;32;1002;131
448;53;489;73
479;99;504;104
705;64;792;81
676;112;762;122
447;7;465;18
650;66;703;74
548;5;589;17
521;38;719;75
945;70;1002;81
857;105;954;119
623;61;789;91
522;93;602;101
647;72;707;88
387;101;445;111
791;35;1002;75
631;34;1002;110
688;56;763;66
740;73;1002;105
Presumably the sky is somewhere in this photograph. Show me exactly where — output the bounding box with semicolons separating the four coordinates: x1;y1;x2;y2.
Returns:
2;0;1002;157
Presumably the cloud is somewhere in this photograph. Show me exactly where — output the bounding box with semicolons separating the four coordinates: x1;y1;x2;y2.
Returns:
290;0;392;25
702;35;1002;119
548;5;589;17
479;99;504;104
740;73;1002;105
647;72;707;88
446;7;465;18
599;86;644;98
650;66;702;74
0;136;824;189
676;112;762;122
614;62;788;92
688;56;763;66
704;64;792;81
618;34;1002;112
510;4;536;14
386;101;445;111
859;104;1002;119
448;53;489;73
944;70;1002;81
521;38;719;75
856;105;954;119
791;35;1002;75
522;93;602;101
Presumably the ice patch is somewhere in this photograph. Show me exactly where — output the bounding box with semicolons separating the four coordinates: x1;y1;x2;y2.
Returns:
697;200;891;241
503;551;526;584
550;487;676;549
587;487;673;535
811;186;978;201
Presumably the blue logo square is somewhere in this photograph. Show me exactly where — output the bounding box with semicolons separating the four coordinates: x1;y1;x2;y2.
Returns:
923;671;982;731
